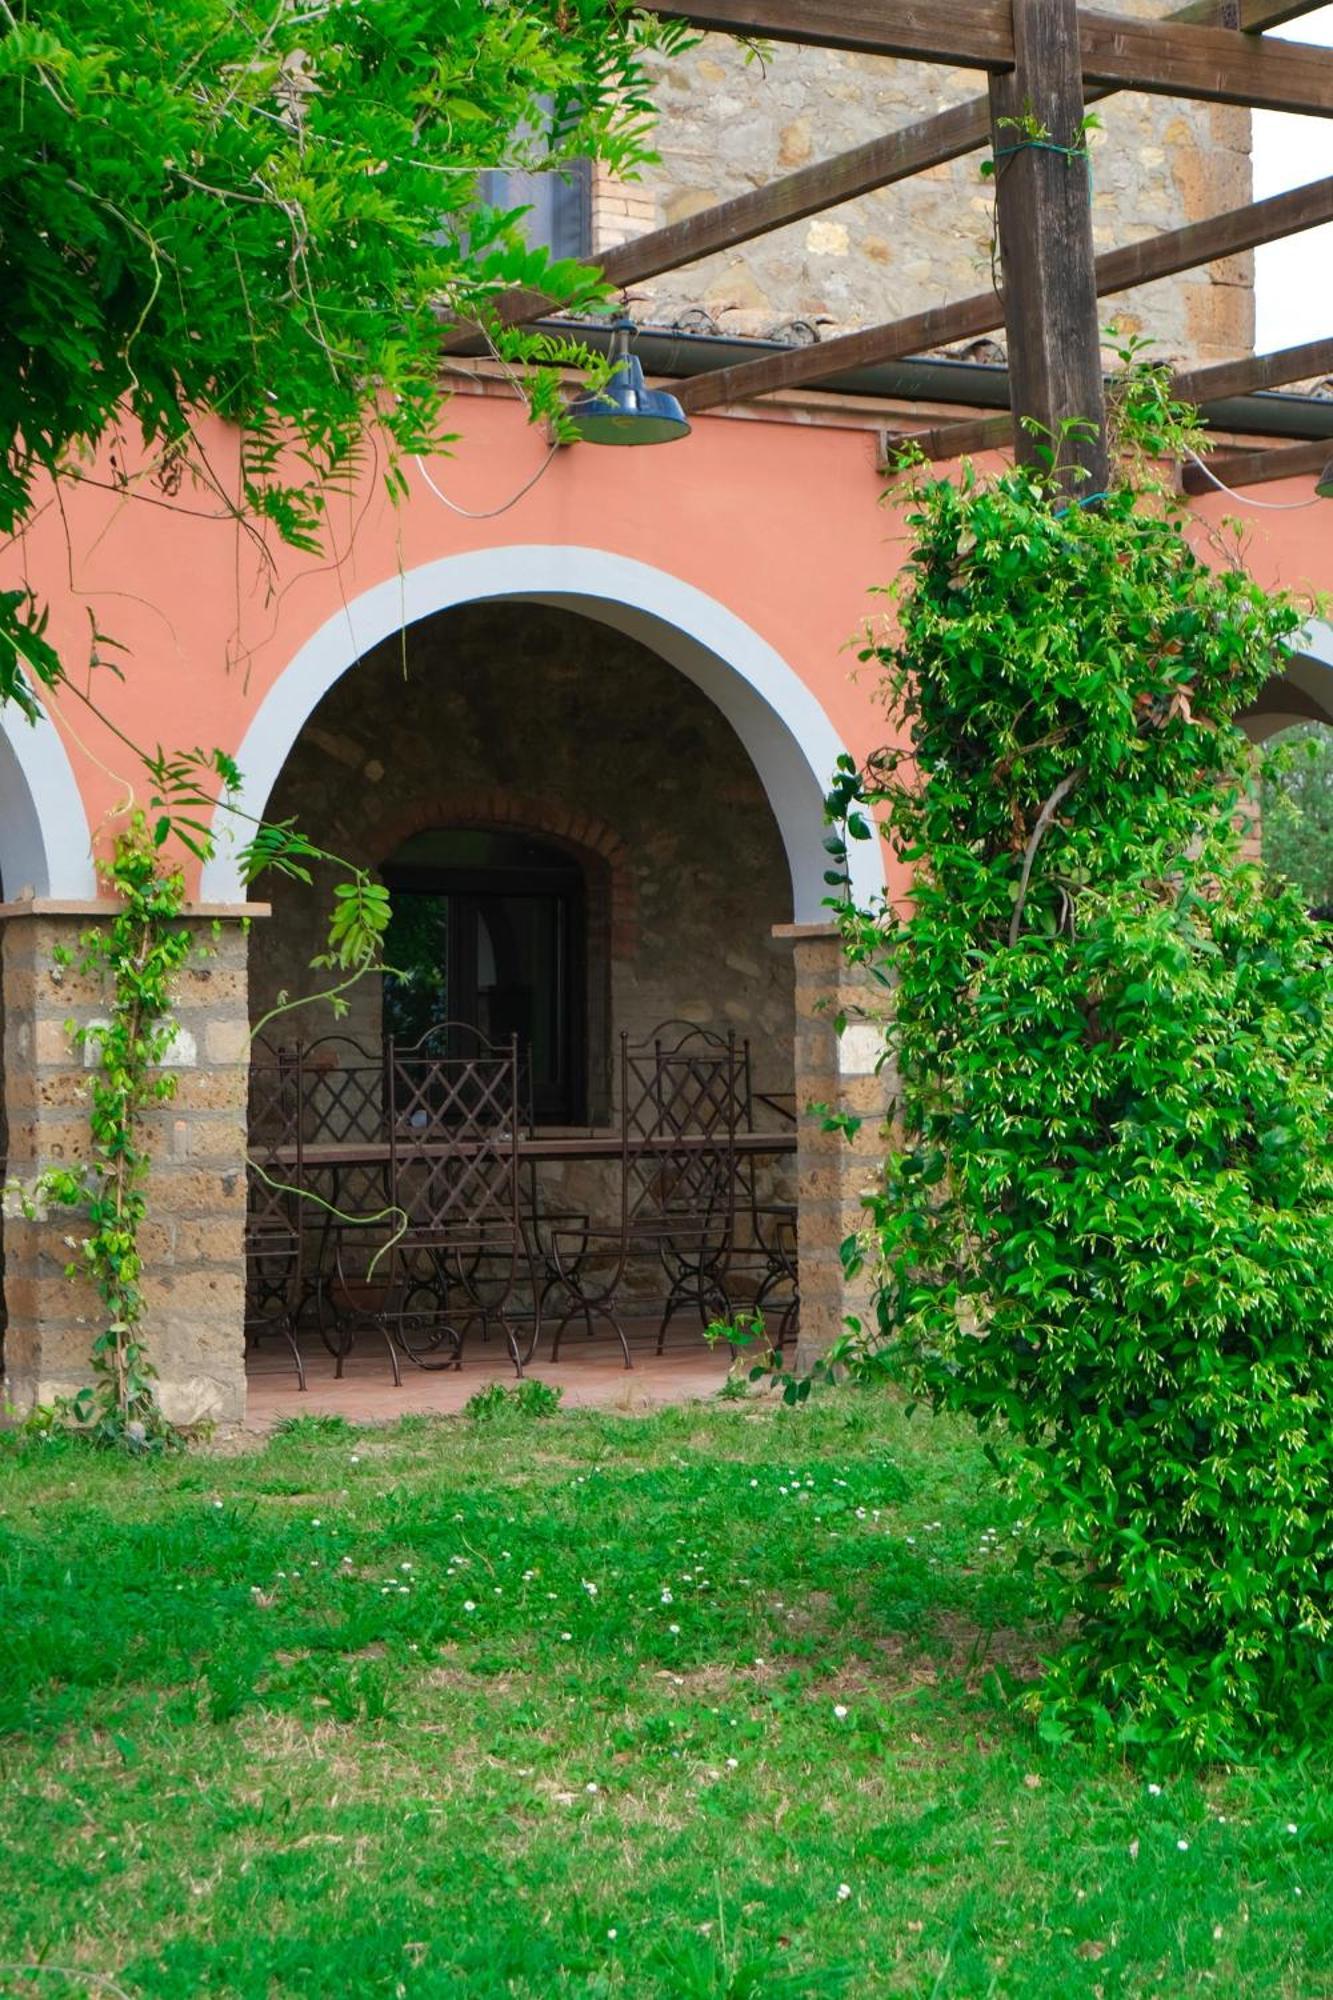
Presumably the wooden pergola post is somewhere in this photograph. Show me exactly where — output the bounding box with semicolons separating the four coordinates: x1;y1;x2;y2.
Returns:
988;0;1110;495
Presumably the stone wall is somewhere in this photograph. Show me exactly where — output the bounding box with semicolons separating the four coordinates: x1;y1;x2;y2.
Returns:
250;603;797;1108
2;909;251;1427
604;4;1251;366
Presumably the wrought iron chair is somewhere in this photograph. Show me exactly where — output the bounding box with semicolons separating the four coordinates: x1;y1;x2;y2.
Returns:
333;1025;533;1379
276;1034;395;1374
546;1023;743;1366
245;1048;307;1388
727;1085;800;1352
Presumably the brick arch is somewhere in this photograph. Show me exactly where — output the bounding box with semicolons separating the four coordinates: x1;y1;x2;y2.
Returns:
376;789;637;959
376;790;636;1123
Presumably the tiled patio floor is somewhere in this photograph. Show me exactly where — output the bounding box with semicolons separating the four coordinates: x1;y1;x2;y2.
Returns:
244;1321;733;1432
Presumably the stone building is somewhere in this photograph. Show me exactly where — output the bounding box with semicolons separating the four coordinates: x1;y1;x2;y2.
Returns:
1;16;1331;1430
589;12;1253;363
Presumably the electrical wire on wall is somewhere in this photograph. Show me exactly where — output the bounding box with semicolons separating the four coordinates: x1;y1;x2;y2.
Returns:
413;445;560;519
1184;447;1326;512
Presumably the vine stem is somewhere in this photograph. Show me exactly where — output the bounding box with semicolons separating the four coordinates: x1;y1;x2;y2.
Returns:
1008;770;1084;948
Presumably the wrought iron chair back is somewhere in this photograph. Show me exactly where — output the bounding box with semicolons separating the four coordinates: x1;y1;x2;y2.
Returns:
387;1025;522;1237
296;1033;386;1146
620;1022;745;1232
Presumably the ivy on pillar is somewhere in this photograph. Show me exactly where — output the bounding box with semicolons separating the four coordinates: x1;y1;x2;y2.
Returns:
1;900;260;1429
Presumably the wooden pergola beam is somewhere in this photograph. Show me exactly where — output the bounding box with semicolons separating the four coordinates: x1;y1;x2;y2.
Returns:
660;2;1333;115
894;336;1333;463
1181;435;1333;492
442;0;1325;351
678;174;1333;412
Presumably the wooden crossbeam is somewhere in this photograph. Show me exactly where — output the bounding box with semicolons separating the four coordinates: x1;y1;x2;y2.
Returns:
660;2;1333;116
893;336;1333;462
678;175;1333;412
442;0;1324;351
1181;434;1333;492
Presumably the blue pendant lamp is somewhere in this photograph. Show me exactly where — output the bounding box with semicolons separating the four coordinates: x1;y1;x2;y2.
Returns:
565;319;691;446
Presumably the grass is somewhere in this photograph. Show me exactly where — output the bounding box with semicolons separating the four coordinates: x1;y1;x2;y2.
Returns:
0;1392;1329;1998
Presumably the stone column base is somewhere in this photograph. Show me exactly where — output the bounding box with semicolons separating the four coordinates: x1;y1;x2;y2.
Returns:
2;901;258;1429
776;924;892;1374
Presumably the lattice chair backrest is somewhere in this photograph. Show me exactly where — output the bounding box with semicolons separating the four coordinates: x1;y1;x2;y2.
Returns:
387;1027;522;1240
620;1025;742;1228
297;1033;385;1147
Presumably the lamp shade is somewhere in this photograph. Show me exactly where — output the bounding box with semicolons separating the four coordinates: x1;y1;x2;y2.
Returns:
565;324;691;447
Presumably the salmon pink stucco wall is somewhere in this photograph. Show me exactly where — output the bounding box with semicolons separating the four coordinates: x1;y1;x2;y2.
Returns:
4;396;1333;913
2;393;920;916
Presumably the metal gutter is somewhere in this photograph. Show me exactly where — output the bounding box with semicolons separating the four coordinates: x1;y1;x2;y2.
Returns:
471;318;1333;442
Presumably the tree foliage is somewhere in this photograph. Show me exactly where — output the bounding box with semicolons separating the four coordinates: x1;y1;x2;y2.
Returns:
0;0;687;707
828;390;1333;1758
1262;723;1333;914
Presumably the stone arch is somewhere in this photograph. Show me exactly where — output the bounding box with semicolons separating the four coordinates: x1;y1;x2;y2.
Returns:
201;546;884;920
376;788;637;958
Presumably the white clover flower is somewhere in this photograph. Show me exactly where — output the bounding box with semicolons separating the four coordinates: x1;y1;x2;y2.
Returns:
1147;1784;1162;1796
669;1623;681;1635
833;1704;849;1720
1287;1823;1299;1834
463;1600;477;1612
726;1758;738;1770
607;1928;617;1940
561;1632;572;1641
1177;1839;1190;1851
660;1590;674;1606
586;1782;599;1794
582;1581;598;1598
836;1884;852;1902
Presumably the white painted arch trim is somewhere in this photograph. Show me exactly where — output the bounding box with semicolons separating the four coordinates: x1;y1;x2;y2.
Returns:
0;705;96;900
201;545;886;921
1244;618;1333;741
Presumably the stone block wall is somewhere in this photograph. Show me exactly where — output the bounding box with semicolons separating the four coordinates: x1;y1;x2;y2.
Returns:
782;927;892;1370
2;907;251;1427
604;4;1251;366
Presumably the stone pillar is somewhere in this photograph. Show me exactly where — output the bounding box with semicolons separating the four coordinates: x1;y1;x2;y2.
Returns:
776;924;892;1374
1;900;260;1429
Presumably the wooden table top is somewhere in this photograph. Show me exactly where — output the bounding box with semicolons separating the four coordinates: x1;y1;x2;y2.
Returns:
268;1129;797;1169
264;1128;792;1168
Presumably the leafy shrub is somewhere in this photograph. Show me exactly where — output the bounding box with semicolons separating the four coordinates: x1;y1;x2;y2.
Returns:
463;1379;563;1422
828;390;1333;1757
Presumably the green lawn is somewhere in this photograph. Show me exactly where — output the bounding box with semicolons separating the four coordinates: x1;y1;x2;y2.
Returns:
1;1391;1328;1998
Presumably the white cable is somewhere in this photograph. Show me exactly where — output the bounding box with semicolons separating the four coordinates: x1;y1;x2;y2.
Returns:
413;445;559;519
1184;445;1325;512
